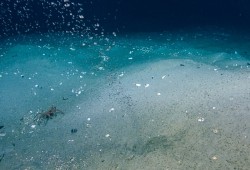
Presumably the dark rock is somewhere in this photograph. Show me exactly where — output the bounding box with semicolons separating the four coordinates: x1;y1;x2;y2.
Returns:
0;126;4;129
180;64;185;66
63;97;68;100
71;128;77;134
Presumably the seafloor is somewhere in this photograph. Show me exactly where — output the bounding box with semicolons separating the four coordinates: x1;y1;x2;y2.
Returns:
0;28;250;169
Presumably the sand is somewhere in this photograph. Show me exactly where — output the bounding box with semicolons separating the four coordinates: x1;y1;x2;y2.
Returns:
0;30;250;169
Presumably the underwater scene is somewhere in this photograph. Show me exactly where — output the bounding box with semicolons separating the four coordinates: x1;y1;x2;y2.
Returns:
0;0;250;170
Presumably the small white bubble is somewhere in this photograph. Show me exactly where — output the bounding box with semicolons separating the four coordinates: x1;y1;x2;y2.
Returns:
79;15;84;19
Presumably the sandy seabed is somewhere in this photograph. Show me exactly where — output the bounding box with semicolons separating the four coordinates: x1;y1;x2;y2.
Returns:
0;30;250;169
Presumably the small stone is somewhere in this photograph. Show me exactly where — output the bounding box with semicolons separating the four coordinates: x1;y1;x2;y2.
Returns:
198;118;205;122
212;129;218;134
0;133;6;137
109;108;115;112
71;129;78;134
212;156;218;160
31;125;36;129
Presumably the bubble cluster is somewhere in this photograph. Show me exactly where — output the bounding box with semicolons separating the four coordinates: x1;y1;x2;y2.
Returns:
0;0;111;38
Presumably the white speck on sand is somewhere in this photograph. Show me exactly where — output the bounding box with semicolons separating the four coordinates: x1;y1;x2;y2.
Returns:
31;125;36;129
198;117;205;122
109;108;115;112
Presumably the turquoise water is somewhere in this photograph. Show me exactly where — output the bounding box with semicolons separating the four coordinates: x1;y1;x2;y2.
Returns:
0;28;250;169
